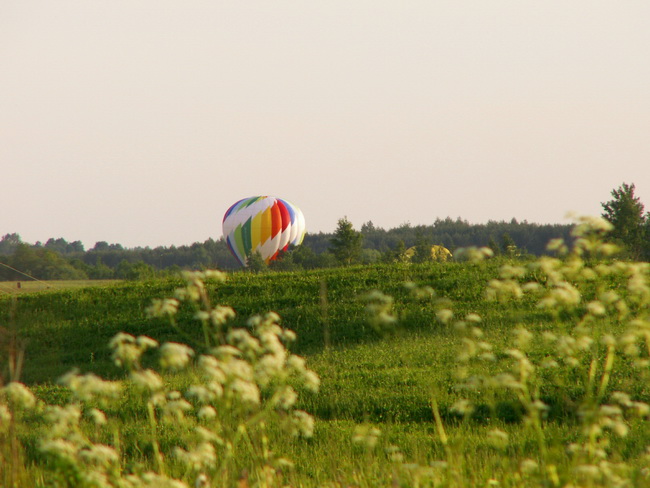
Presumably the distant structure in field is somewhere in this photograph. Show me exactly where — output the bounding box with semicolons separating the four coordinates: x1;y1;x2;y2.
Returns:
405;245;453;262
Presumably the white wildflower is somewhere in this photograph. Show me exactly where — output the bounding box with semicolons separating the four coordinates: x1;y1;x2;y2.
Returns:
255;353;285;387
287;355;306;373
186;385;218;404
197;406;217;420
86;408;107;426
2;382;36;410
302;370;321;393
436;309;454;324
272;386;298;410
137;472;190;488
513;327;533;350
547;238;567;253
213;345;242;359
575;464;601;479
230;379;260;405
281;329;297;342
385;445;404;463
227;329;261;357
541;357;559;369
352;424;381;449
174;442;217;471
500;265;526;279
487;428;509;449
194;311;210;321
131;369;164;392
290;410;315;438
194;473;210;488
576;335;594;351
203;269;227;281
221;358;253;382
109;333;140;368
79;444;119;466
146;298;179;318
161;398;193;423
59;372;122;404
520;459;539;474
0;404;12;431
137;335;159;350
198;356;226;384
211;306;236;326
451;399;474;416
160;342;194;370
587;301;606;317
39;439;78;463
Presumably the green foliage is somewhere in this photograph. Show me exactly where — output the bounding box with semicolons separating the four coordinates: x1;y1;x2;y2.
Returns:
381;239;408;263
501;232;520;257
601;182;649;260
360;248;381;264
2;219;650;486
246;251;269;273
1;244;87;281
411;231;433;264
329;217;363;266
488;236;501;256
1;219;576;281
115;260;157;280
0;233;22;256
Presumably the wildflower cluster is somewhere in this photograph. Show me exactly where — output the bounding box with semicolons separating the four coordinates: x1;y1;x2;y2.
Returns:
356;216;650;487
363;282;444;334
448;216;650;486
0;270;319;488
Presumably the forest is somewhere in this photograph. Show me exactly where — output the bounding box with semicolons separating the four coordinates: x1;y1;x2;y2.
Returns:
0;218;572;281
1;183;648;281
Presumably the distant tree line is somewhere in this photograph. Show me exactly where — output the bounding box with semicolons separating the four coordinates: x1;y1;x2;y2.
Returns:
0;219;574;281
2;182;647;280
0;235;239;281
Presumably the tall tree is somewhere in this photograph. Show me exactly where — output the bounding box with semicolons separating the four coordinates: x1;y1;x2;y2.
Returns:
0;233;22;256
411;231;433;263
601;183;648;260
330;217;363;266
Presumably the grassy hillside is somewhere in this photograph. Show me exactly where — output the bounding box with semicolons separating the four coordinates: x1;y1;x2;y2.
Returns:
0;262;497;384
1;241;649;487
0;280;119;296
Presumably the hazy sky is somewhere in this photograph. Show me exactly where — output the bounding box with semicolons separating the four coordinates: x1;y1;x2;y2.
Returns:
2;1;649;248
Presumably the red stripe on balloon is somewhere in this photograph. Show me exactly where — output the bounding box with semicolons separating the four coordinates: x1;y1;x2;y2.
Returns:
270;202;282;239
277;200;290;231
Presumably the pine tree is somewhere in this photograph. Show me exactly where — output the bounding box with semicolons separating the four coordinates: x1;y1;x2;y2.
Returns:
329;217;363;266
601;183;648;260
412;231;433;263
246;251;269;273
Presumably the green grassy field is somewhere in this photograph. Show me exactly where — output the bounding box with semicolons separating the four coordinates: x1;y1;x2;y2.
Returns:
1;241;649;487
0;280;119;296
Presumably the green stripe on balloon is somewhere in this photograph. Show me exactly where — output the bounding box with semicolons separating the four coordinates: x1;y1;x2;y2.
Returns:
233;225;246;265
241;217;253;260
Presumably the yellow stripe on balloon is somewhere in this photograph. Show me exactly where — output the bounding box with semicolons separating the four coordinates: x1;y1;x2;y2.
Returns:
251;210;262;253
261;206;272;245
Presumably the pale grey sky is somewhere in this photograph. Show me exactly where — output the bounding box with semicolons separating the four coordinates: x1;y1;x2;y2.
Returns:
2;1;649;248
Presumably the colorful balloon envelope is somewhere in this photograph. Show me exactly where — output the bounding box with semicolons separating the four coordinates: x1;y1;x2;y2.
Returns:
222;196;306;266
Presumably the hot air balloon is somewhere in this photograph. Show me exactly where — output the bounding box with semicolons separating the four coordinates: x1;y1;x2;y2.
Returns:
222;196;306;266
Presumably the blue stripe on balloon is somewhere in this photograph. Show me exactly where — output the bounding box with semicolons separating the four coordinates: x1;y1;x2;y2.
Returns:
278;198;296;223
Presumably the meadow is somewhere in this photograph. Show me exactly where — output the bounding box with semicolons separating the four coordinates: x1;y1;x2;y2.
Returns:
0;218;649;487
0;280;119;296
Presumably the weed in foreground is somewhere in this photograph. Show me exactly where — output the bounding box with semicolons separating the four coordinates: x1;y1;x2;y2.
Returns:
360;216;650;487
1;270;319;487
